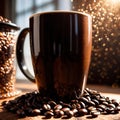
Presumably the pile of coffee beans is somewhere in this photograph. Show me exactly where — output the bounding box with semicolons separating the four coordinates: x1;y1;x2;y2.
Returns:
0;16;16;98
2;88;120;118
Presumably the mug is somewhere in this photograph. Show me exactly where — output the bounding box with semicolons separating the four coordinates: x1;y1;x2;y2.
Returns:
16;11;92;100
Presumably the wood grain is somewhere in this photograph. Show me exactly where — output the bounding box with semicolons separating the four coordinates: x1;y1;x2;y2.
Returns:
0;79;120;120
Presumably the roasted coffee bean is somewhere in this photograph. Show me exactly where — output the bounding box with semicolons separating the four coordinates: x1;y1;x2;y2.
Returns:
79;101;86;108
111;99;119;106
71;103;77;109
62;103;71;108
48;101;57;108
54;109;64;118
62;107;70;114
0;17;17;98
88;100;96;106
90;110;100;117
99;98;106;104
106;107;114;114
102;101;109;106
76;103;81;109
114;107;120;114
78;108;88;116
65;110;74;118
106;97;112;104
97;104;106;111
31;109;41;116
86;96;91;101
71;103;81;109
71;108;78;116
54;104;62;110
79;97;89;103
107;104;116;108
43;104;51;111
44;111;54;118
71;99;78;103
88;106;97;112
92;99;99;105
96;107;104;112
116;106;120;111
2;89;120;119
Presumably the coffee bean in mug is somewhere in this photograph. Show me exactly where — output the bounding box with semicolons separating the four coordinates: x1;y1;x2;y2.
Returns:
16;11;92;100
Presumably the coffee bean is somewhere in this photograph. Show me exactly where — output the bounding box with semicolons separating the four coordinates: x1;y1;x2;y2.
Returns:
107;104;116;108
71;108;78;116
98;104;106;111
2;89;120;119
88;100;96;106
54;104;62;110
99;98;106;103
116;106;120;111
0;17;16;98
62;103;71;108
86;96;91;101
43;104;51;111
65;110;74;118
62;107;70;114
91;110;100;117
106;107;114;114
31;109;41;116
71;99;78;103
79;97;89;103
78;108;88;116
79;101;86;108
96;107;104;112
54;109;64;118
88;106;97;112
44;111;54;118
111;99;119;106
48;101;57;108
92;99;99;105
102;101;109;106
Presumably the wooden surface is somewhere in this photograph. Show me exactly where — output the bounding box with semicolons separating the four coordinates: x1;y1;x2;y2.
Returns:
0;79;120;120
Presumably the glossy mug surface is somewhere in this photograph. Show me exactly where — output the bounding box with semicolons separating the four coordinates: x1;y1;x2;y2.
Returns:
17;11;92;100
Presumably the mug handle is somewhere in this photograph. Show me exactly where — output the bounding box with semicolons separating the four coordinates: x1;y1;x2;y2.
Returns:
16;28;35;83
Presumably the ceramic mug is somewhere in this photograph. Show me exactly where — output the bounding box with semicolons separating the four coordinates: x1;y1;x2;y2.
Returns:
16;11;92;100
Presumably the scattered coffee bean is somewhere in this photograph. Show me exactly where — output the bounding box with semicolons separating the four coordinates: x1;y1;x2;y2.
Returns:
54;109;64;118
92;99;99;105
71;108;78;116
44;111;54;118
78;108;88;116
91;110;100;117
43;104;51;111
48;101;57;108
54;104;62;110
79;101;86;108
2;88;120;119
107;103;116;108
79;97;89;103
62;107;70;114
31;109;41;116
65;110;74;118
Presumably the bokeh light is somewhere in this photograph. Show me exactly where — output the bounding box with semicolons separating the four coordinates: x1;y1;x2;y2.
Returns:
72;0;120;87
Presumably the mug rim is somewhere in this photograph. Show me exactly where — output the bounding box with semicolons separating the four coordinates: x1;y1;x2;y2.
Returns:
30;10;91;18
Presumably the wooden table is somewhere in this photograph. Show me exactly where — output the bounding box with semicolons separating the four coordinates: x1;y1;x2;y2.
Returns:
0;79;120;120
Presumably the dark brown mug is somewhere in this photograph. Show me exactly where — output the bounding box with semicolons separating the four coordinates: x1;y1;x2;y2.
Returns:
16;11;92;100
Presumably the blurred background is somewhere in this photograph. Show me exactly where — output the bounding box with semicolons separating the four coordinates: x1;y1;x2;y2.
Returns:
0;0;120;87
